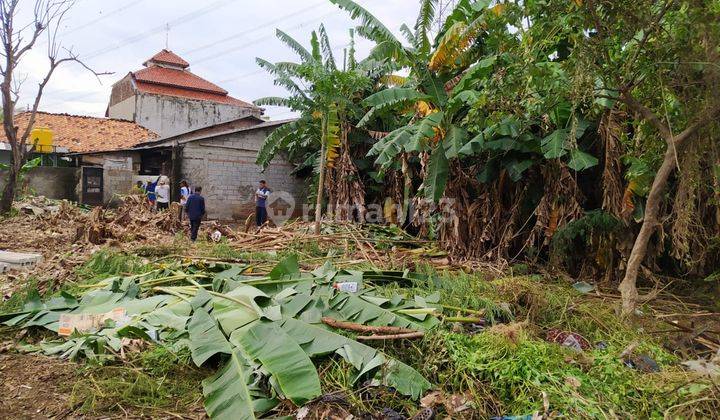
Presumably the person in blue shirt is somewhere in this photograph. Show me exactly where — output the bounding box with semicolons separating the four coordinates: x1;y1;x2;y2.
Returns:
185;186;206;241
255;180;270;226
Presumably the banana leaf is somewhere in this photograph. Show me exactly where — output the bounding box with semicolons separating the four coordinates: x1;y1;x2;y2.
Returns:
231;321;322;405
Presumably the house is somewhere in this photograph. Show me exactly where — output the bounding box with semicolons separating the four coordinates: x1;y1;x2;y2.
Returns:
2;49;306;219
0;112;156;202
107;49;263;137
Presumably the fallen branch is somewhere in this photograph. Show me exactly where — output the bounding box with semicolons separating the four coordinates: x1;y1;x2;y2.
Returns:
357;332;425;340
322;317;418;334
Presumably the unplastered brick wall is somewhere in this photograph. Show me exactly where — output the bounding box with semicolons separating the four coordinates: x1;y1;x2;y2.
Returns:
181;126;306;220
104;168;134;205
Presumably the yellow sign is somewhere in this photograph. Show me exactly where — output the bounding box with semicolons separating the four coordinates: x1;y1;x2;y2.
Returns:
30;127;53;153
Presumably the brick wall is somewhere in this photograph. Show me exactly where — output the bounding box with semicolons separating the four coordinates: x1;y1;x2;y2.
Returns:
181;126;307;220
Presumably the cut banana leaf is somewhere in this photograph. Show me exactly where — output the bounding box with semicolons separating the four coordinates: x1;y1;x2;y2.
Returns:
202;350;276;420
281;318;431;399
187;307;232;366
231;321;321;405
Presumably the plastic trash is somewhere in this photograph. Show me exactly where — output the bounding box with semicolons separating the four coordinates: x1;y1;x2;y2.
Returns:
332;282;358;293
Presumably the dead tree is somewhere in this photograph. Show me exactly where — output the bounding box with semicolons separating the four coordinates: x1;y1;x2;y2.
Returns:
0;0;106;214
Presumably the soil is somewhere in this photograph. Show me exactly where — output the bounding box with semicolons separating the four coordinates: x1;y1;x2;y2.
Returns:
0;353;77;419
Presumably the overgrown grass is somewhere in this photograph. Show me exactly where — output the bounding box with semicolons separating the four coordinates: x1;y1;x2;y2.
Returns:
68;344;207;416
371;269;719;418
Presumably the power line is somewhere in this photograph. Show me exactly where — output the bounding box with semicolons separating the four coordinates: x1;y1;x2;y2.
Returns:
62;0;149;36
192;9;339;65
81;0;240;60
181;1;327;57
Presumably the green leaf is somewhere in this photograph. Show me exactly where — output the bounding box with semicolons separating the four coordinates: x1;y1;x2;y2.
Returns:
329;0;401;47
231;321;321;405
269;254;301;279
567;149;599;171
407;111;444;152
458;132;485;156
359;88;430;126
541;129;569;159
443;125;469;159
281;318;431;400
187;308;232;367
425;144;449;202
368;125;417;169
506;159;534;181
203;350;274;420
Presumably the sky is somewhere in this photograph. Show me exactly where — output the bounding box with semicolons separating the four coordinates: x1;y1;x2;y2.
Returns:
13;0;423;120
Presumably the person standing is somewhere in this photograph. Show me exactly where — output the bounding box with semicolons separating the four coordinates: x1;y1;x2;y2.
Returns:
255;180;270;226
185;186;206;241
156;177;170;211
179;180;190;221
146;177;159;210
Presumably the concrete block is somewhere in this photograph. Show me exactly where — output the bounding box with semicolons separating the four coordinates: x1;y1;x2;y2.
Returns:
0;251;43;270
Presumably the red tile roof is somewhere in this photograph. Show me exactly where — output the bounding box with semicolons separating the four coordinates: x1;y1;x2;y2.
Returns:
4;112;157;153
134;81;253;106
131;50;258;109
143;49;189;68
134;65;227;95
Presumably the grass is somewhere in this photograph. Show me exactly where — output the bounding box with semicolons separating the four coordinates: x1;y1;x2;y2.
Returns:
4;239;718;418
68;345;207;416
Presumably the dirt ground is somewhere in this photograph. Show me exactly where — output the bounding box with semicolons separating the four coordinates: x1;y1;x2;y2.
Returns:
0;353;77;419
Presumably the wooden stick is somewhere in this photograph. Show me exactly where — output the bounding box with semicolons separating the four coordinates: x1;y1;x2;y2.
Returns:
357;332;425;340
321;317;417;334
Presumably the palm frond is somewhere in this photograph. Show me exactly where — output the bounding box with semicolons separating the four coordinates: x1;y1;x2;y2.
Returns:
310;30;322;62
318;24;337;70
323;104;341;168
358;88;430;126
329;0;401;46
399;24;417;47
253;96;294;108
276;29;313;63
414;0;437;52
378;74;408;87
429;13;486;72
256;119;305;169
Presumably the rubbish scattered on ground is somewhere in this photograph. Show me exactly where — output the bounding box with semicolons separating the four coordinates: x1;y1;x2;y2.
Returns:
58;308;128;336
682;358;720;378
546;329;591;351
623;354;661;373
0;251;43;271
410;406;435;419
332;281;358;293
572;281;595;294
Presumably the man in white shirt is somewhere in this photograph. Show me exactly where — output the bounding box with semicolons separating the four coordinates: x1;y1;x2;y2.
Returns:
155;177;171;211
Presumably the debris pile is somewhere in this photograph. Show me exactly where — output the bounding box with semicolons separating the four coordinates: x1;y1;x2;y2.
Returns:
1;255;451;418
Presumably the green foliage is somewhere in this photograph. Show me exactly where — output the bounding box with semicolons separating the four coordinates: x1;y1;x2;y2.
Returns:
3;257;439;419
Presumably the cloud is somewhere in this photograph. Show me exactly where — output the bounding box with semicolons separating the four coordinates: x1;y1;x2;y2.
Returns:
12;0;421;119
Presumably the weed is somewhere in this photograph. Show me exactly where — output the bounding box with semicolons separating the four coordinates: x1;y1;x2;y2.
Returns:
76;250;149;279
68;349;207;416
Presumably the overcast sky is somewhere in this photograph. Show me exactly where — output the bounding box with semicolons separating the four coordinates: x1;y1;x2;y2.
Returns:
13;0;422;120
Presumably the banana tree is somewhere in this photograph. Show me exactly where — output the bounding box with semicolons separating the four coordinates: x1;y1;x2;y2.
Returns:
255;27;370;233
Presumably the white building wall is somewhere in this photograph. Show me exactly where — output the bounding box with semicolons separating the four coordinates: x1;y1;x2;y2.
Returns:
107;96;136;121
134;93;261;137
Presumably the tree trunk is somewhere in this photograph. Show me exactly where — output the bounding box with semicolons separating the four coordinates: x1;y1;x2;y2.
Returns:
618;94;720;316
314;117;327;235
0;165;18;214
618;144;678;315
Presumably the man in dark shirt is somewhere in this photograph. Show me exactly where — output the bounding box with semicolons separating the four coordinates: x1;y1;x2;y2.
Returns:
185;186;206;241
255;180;270;226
